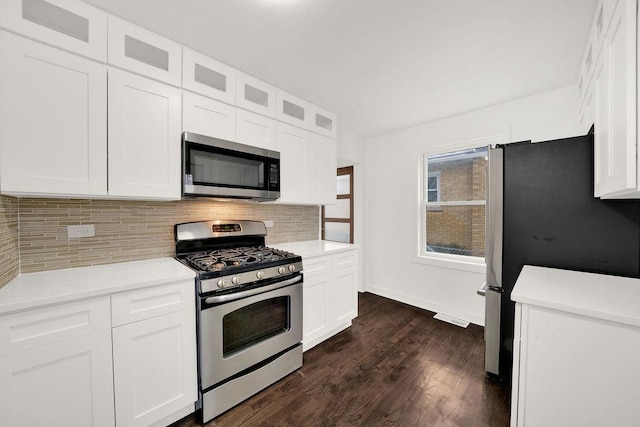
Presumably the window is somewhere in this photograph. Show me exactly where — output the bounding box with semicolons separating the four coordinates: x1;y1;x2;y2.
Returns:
427;171;440;203
421;145;488;261
322;166;353;243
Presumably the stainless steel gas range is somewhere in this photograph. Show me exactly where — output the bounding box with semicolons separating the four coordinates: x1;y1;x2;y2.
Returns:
175;220;303;423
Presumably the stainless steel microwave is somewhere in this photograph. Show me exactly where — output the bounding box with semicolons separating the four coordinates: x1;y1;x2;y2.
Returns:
182;132;280;201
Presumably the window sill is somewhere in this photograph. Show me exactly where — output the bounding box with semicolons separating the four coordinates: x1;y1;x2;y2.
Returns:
413;254;486;274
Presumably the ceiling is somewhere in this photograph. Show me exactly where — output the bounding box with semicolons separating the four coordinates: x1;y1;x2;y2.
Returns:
83;0;598;140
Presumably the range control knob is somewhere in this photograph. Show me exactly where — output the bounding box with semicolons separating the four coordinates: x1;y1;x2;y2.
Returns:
288;264;296;272
278;266;286;275
231;276;239;285
217;279;225;289
256;271;265;280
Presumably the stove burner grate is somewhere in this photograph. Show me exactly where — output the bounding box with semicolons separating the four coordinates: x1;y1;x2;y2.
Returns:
184;246;293;273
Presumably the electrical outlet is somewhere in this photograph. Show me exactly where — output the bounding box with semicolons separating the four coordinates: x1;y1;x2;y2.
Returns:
67;224;95;239
263;220;274;228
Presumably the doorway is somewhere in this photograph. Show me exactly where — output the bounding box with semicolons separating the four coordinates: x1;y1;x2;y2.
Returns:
321;166;354;243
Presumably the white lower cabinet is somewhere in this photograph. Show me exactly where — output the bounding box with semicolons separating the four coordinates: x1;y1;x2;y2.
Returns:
112;309;197;427
511;266;640;426
302;249;358;351
0;280;197;427
0;330;115;427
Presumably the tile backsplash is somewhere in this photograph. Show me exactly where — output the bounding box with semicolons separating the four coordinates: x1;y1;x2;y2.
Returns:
0;195;19;287
0;196;319;282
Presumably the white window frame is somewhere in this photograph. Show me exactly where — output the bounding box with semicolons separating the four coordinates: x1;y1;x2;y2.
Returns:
415;136;499;273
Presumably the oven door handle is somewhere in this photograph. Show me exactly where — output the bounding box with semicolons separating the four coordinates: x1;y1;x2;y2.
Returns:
204;275;302;304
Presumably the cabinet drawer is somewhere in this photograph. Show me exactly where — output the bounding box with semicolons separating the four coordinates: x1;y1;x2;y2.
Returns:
335;250;357;268
302;256;331;276
0;0;107;61
111;281;195;327
107;16;181;86
0;296;111;357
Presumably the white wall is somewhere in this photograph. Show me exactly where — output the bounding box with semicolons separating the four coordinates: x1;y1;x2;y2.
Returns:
362;84;580;325
336;133;366;292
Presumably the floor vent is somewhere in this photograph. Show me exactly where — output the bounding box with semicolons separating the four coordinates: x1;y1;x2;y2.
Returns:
433;313;469;328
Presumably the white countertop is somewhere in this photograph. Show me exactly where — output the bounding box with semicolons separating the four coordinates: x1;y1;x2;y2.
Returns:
0;258;195;315
273;240;358;258
512;265;640;328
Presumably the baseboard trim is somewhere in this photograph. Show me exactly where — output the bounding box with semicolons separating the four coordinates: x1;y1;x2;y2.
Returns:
363;285;484;326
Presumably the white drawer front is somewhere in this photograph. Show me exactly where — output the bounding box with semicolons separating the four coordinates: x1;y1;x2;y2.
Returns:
111;281;195;327
0;297;111;357
302;256;331;276
335;250;357;268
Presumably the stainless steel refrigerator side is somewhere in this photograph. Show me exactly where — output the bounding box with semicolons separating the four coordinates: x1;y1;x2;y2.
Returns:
484;147;503;376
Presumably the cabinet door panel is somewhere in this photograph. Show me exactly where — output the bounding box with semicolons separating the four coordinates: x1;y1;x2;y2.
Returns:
0;330;114;427
302;273;331;350
332;266;357;325
112;309;197;427
108;68;181;199
593;0;637;197
235;72;276;117
276;123;307;203
307;133;337;205
182;47;236;104
0;32;107;197
236;108;276;150
107;16;181;86
515;304;640;426
183;92;236;141
0;0;107;61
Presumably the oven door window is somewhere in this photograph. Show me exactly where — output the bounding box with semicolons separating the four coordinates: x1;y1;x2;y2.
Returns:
222;296;290;357
190;148;265;189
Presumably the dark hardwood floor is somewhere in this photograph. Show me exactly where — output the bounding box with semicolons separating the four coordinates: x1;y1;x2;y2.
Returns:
175;292;511;427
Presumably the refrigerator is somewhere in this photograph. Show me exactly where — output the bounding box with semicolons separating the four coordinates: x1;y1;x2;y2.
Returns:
483;133;640;383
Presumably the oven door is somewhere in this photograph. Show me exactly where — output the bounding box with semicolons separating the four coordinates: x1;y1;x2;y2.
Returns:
183;132;280;200
199;276;302;389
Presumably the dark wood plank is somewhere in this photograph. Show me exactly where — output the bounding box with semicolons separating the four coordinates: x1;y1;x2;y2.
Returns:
173;292;510;427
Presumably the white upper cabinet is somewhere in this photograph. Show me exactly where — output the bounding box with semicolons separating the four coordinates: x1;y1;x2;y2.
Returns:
276;123;337;205
310;105;338;139
236;108;277;150
276;90;311;128
276;123;308;204
276;89;338;138
592;0;637;198
183;47;236;105
0;32;108;197
236;72;276;117
183;91;236;141
108;68;181;199
307;132;337;205
107;16;181;87
0;0;107;62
